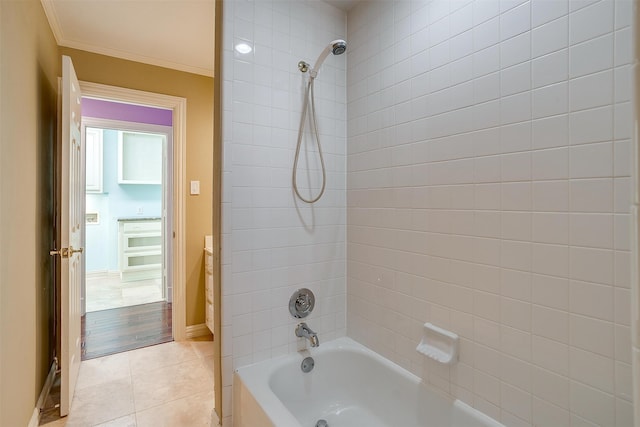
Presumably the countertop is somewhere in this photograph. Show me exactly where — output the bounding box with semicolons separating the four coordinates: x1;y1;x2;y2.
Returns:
117;217;161;222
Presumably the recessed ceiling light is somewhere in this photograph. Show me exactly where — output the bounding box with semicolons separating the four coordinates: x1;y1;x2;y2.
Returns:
234;43;253;54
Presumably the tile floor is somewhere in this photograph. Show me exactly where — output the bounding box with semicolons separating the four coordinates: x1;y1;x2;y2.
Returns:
86;273;163;312
41;340;216;427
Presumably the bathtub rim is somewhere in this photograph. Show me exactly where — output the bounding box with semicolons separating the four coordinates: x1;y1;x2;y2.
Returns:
234;338;375;427
233;336;504;427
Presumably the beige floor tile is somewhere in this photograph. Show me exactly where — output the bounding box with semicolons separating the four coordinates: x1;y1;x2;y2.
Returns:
65;378;135;427
41;418;67;427
86;274;162;312
190;340;215;358
135;391;214;427
129;341;198;376
47;341;217;427
94;414;137;427
76;352;131;391
132;358;213;411
202;355;215;379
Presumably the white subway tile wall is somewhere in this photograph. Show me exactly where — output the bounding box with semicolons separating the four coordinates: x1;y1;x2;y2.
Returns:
221;0;634;425
346;1;633;426
221;0;347;424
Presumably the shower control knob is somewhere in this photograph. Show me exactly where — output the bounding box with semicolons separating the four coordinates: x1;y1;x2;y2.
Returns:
289;288;315;318
296;295;310;310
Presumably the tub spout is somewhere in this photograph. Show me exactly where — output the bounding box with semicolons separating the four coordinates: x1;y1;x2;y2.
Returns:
295;322;319;347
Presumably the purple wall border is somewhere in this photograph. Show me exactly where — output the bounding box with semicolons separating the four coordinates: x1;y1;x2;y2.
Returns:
82;98;172;126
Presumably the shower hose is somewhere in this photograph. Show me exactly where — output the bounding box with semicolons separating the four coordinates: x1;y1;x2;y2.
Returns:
292;75;326;204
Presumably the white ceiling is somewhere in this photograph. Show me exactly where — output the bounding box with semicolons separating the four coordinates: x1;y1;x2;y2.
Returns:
323;0;361;11
40;0;358;78
41;0;215;77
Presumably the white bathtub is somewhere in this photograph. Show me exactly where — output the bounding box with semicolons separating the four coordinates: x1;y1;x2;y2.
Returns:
233;337;504;427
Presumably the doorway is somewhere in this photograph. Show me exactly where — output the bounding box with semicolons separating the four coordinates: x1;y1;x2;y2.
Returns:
83;120;170;313
77;82;188;360
81;106;174;359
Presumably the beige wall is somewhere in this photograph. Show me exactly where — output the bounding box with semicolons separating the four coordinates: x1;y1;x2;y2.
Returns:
60;47;214;326
0;2;213;423
0;0;59;425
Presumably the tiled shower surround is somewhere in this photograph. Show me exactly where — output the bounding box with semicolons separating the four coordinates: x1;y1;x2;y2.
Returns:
347;0;633;426
222;0;634;426
221;0;347;423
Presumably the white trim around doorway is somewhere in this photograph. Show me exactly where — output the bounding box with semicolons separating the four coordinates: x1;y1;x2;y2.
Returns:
79;81;187;341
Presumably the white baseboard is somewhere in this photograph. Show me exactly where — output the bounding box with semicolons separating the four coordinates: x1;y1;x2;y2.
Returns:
185;323;211;339
86;270;120;279
27;407;39;427
211;408;221;427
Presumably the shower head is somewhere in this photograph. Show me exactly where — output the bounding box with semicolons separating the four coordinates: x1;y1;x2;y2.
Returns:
310;39;347;77
332;40;347;55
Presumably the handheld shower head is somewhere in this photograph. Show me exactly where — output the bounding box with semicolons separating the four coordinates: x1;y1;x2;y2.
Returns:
332;40;347;55
310;39;347;77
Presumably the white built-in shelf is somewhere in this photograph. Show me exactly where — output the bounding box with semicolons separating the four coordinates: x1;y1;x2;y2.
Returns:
118;218;162;282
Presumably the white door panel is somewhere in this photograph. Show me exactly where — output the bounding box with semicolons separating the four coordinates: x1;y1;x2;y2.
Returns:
59;55;83;417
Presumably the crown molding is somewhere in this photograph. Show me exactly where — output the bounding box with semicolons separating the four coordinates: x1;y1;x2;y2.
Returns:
62;39;214;77
40;0;64;45
39;0;214;78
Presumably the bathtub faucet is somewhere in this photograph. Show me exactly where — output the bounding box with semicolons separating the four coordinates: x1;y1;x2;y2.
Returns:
295;322;319;347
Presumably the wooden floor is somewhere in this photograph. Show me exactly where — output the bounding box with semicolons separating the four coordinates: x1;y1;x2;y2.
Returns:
81;301;172;360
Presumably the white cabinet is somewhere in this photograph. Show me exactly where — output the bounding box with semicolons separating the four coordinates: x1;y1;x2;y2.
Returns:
85;127;103;193
118;218;162;282
118;130;164;185
204;235;214;334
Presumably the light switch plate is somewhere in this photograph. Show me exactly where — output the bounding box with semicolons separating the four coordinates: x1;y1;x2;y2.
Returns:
190;180;200;195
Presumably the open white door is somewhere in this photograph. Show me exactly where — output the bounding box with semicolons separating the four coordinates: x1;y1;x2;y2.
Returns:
55;55;84;416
